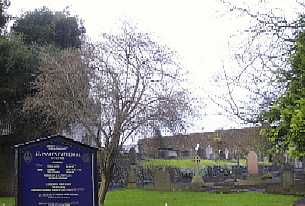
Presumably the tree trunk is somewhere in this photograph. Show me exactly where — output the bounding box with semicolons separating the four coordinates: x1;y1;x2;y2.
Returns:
98;172;111;206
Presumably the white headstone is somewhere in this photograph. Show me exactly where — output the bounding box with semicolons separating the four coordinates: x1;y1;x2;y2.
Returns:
263;156;268;163
225;148;229;160
284;153;288;163
295;159;303;169
205;144;213;160
195;144;199;151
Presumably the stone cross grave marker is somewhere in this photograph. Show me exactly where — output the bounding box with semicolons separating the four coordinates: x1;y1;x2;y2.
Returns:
193;155;200;176
15;135;98;206
192;155;204;185
247;151;258;175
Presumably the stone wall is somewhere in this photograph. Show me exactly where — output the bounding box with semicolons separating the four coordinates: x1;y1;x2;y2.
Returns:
138;127;264;158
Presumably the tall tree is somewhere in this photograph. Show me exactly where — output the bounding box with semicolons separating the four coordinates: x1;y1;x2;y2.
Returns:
12;7;85;48
211;0;305;124
0;0;10;34
211;1;305;157
25;23;197;206
263;31;305;158
24;46;94;134
0;36;50;137
0;7;86;138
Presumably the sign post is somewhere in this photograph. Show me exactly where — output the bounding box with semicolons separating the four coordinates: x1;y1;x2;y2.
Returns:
15;135;98;206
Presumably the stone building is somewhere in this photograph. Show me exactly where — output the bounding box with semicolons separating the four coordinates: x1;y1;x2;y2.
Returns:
138;127;265;159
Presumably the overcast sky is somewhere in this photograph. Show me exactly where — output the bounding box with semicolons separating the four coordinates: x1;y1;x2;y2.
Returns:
8;0;300;133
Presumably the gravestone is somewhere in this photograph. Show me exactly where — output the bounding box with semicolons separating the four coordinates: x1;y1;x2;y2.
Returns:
263;156;269;163
232;165;241;178
197;147;205;159
15;135;98;206
295;158;303;169
281;165;294;190
152;167;172;191
224;148;229;160
205;145;213;160
192;155;200;177
127;165;137;188
247;151;258;175
219;150;225;160
191;155;204;186
284;153;289;164
206;166;213;176
195;144;200;152
129;147;137;165
195;144;204;158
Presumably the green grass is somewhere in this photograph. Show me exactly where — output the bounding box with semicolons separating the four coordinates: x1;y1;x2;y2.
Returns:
105;189;299;206
143;159;246;169
143;159;271;169
0;189;299;206
0;197;15;206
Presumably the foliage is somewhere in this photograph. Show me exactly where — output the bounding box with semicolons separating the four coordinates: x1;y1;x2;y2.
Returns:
210;1;305;158
0;35;52;136
104;189;298;206
0;0;9;33
212;1;305;124
1;7;86;138
12;7;85;48
262;31;305;158
0;36;37;103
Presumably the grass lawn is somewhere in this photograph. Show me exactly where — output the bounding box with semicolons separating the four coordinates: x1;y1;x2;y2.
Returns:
143;159;272;169
105;189;299;206
0;197;14;206
1;189;298;206
143;159;246;168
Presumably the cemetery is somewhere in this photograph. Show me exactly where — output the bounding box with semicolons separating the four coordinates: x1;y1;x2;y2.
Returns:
0;128;304;205
1;1;305;206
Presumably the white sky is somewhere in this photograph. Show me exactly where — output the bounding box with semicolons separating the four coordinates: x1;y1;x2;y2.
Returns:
8;0;300;133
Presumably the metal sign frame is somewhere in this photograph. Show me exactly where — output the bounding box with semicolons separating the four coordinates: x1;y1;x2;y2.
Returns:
15;135;98;206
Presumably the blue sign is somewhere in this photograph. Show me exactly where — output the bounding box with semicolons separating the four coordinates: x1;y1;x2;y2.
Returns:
16;135;98;206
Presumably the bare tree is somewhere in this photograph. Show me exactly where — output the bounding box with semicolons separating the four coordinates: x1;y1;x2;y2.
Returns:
86;24;196;205
26;23;197;206
24;47;96;133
